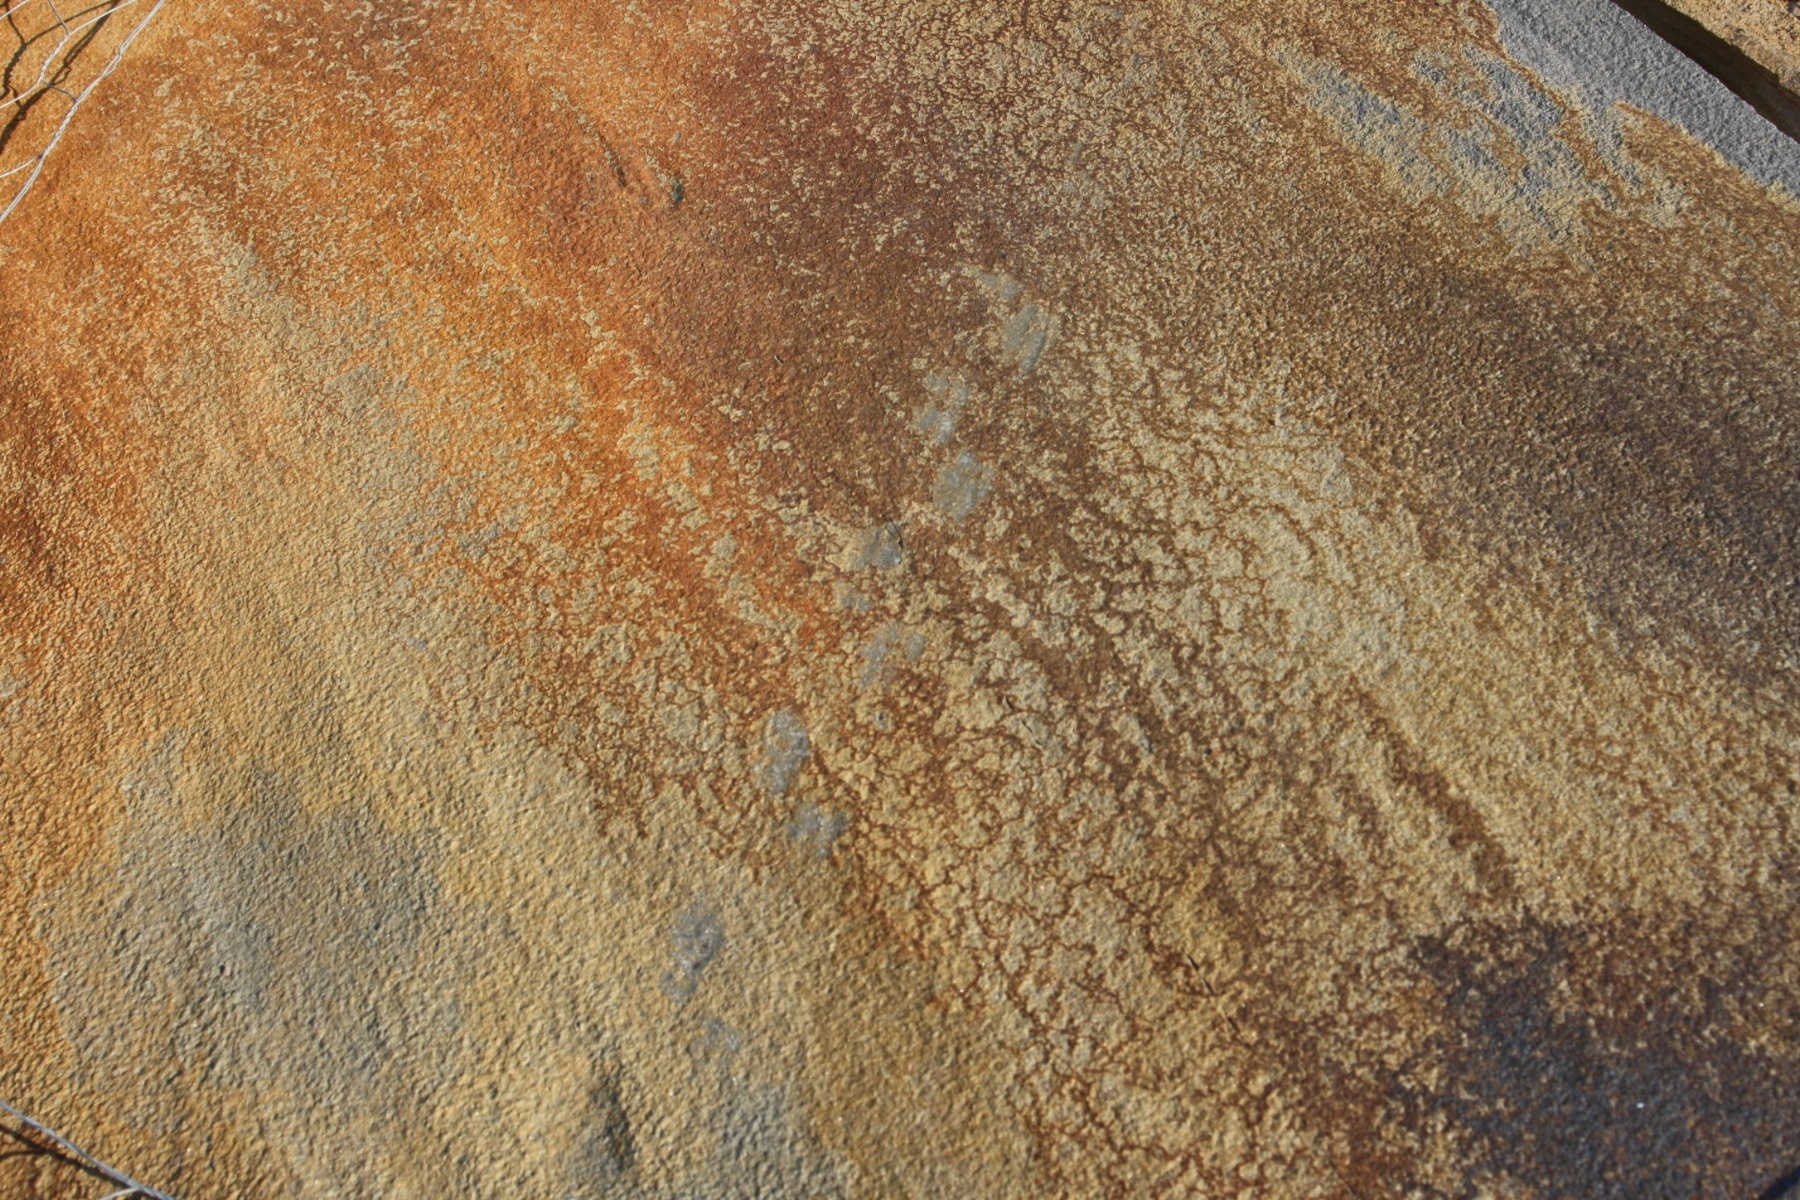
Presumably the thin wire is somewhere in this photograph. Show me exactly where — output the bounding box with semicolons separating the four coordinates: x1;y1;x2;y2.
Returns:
0;0;167;223
0;1096;179;1200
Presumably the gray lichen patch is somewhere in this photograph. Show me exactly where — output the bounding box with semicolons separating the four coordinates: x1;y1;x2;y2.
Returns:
755;709;811;796
997;302;1057;375
37;735;457;1192
963;266;1023;307
852;521;905;571
788;803;849;857
932;452;994;522
859;622;927;687
663;904;727;1003
916;370;971;444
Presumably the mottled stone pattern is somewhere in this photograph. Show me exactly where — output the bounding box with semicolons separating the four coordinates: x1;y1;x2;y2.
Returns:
1;1;1798;1196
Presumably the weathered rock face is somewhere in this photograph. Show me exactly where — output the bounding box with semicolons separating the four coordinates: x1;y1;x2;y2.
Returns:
2;1;1797;1196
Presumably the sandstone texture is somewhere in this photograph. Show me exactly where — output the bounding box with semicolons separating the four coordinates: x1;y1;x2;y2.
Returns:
1664;0;1800;90
2;1;1799;1197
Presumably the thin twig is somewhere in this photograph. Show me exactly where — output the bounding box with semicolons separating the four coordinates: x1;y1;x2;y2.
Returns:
3;1;152;113
0;1096;178;1199
0;0;166;223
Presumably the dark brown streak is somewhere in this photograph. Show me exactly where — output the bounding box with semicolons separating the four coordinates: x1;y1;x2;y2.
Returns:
1606;0;1800;143
1759;1161;1800;1200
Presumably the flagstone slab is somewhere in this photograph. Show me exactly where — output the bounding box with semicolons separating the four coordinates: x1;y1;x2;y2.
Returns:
2;1;1798;1196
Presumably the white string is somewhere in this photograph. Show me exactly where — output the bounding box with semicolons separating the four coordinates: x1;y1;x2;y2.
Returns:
0;0;168;223
0;1096;179;1199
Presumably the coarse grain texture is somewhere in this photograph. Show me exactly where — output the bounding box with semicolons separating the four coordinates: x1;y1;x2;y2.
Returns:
1660;0;1800;90
2;1;1798;1197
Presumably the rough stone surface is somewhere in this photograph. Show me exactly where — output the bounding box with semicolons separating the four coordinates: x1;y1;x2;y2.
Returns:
1665;0;1800;89
2;1;1798;1196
